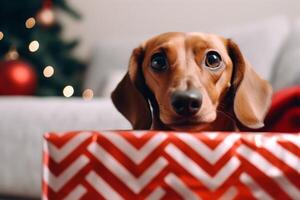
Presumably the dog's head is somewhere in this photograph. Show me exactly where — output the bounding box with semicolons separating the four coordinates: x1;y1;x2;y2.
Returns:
111;32;272;131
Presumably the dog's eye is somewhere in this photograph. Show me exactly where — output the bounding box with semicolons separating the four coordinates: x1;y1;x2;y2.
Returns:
205;51;222;69
151;53;168;72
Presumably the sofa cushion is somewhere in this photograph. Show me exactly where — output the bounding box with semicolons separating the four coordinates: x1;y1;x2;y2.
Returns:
271;17;300;90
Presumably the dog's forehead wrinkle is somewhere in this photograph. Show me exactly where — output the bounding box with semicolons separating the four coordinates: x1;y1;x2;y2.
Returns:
189;34;226;53
146;33;184;48
144;38;185;63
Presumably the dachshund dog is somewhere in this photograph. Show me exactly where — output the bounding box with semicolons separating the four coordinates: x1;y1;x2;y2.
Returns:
111;32;272;131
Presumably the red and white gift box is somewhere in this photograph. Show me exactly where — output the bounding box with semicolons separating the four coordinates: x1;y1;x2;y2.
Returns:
42;131;300;200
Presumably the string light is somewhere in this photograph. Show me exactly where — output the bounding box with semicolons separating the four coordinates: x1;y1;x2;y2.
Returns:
29;40;39;52
43;66;54;78
63;85;74;97
25;17;36;29
83;89;94;100
0;31;3;40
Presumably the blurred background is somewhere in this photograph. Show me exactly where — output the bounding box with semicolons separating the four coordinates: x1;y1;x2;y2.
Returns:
1;0;300;98
1;0;300;199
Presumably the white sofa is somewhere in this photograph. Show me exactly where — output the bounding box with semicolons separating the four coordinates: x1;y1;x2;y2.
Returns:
0;97;130;199
2;3;300;200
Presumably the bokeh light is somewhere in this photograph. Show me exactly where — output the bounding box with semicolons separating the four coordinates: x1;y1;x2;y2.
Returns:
28;40;39;52
43;66;54;78
83;89;94;100
63;85;74;97
0;31;3;40
25;17;36;29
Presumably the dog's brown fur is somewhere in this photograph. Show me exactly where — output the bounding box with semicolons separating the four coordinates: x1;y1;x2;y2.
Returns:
112;32;272;131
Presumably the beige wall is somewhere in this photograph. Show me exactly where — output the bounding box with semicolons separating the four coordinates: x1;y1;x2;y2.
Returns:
59;0;300;59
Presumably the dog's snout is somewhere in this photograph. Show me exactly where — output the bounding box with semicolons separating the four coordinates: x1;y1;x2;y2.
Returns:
171;90;202;116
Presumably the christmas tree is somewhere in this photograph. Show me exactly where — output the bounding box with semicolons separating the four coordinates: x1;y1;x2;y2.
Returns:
0;0;85;96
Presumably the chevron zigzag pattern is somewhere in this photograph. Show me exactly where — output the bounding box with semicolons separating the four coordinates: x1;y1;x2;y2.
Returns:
42;131;300;200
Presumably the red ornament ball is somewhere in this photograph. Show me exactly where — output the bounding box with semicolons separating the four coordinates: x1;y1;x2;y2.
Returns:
0;60;37;95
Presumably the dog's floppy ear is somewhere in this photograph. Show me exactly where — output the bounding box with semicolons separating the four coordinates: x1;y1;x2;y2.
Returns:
111;46;152;129
227;39;272;129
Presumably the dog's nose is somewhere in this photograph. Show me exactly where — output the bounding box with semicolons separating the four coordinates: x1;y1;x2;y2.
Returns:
171;90;202;116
